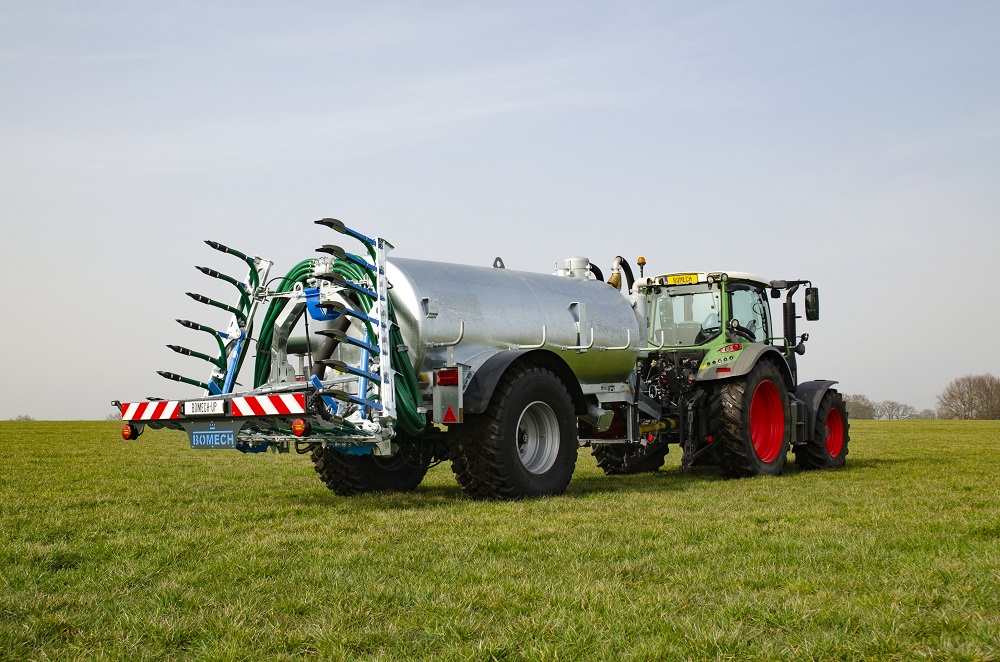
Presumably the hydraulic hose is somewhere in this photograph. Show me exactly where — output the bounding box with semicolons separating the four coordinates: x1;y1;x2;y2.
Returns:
616;256;635;291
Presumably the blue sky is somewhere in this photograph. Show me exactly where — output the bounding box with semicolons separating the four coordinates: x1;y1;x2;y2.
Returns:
1;1;998;419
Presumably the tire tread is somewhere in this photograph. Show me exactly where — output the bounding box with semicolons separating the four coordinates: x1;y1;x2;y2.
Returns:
793;389;850;470
714;360;790;478
448;365;576;499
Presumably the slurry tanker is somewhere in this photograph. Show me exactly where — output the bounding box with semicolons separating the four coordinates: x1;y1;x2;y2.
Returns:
116;219;849;499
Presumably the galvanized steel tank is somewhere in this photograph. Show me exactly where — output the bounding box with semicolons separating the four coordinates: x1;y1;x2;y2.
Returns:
386;257;641;385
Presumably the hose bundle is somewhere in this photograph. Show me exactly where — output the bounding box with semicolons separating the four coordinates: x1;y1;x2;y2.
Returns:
251;256;425;436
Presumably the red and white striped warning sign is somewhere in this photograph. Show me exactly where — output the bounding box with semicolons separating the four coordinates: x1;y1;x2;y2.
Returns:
120;401;181;421
230;393;306;417
120;393;306;420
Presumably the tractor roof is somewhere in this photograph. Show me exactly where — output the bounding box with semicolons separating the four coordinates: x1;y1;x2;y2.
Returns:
639;271;771;289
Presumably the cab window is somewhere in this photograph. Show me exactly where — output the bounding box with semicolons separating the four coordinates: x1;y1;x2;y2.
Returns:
648;284;722;346
728;283;769;343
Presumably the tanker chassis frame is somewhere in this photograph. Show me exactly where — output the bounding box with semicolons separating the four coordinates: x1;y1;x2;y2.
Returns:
117;219;849;499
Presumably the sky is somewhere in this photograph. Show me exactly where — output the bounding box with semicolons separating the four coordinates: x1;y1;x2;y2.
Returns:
1;1;998;419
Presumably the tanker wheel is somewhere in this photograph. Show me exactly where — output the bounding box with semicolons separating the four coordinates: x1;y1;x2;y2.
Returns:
713;360;791;477
448;365;577;500
311;430;430;496
592;444;667;475
793;389;850;470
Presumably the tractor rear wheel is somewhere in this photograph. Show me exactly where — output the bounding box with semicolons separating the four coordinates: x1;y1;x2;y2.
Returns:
448;365;577;499
311;430;430;496
593;444;667;475
794;389;850;469
713;361;791;477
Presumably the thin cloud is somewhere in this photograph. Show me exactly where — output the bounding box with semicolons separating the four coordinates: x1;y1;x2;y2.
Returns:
2;52;610;173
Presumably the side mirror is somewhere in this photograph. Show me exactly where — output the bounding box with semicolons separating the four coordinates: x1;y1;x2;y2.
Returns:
805;287;820;321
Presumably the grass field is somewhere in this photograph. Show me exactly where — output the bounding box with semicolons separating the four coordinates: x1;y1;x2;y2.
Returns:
1;420;997;661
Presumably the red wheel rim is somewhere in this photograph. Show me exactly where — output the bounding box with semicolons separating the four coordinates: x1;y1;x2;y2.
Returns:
749;380;784;463
825;407;844;457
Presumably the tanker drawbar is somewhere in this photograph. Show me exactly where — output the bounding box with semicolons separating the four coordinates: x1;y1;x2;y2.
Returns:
116;219;848;499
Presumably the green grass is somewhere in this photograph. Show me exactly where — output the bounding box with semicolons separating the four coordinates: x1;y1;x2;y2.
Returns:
1;421;997;661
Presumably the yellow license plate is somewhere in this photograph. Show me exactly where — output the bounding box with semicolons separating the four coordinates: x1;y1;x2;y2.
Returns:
666;273;699;285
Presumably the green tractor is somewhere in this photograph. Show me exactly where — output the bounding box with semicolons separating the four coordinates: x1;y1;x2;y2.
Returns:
593;271;849;477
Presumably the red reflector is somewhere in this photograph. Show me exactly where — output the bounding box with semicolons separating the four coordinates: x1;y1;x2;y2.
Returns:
436;369;459;387
647;434;654;442
717;367;732;373
291;419;310;437
706;435;713;443
121;424;137;440
443;406;459;424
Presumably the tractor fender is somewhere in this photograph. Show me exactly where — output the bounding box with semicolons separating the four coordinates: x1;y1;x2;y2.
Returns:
794;379;840;435
697;344;794;390
463;349;587;415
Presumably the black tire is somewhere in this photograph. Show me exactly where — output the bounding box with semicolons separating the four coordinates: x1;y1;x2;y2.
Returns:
311;430;430;496
713;360;792;477
592;444;666;475
448;365;578;499
794;389;850;470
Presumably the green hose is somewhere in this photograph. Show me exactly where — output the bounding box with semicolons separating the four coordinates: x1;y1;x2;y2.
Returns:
309;256;424;436
252;259;316;387
250;255;425;437
387;299;425;436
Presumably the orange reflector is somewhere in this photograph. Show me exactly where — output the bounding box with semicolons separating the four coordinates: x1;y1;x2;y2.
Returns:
291;419;310;437
436;369;459;387
443;406;459;424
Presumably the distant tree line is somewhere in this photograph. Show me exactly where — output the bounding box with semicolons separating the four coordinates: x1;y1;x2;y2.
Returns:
845;373;1000;420
843;395;925;420
936;374;1000;419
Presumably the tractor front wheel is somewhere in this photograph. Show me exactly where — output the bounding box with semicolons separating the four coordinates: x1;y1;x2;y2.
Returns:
713;361;792;477
794;389;850;469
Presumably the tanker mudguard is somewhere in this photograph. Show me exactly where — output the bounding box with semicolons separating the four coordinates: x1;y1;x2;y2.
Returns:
463;350;587;416
463;350;529;414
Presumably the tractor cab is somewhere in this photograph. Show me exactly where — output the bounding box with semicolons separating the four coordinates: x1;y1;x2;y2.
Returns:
643;272;772;351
